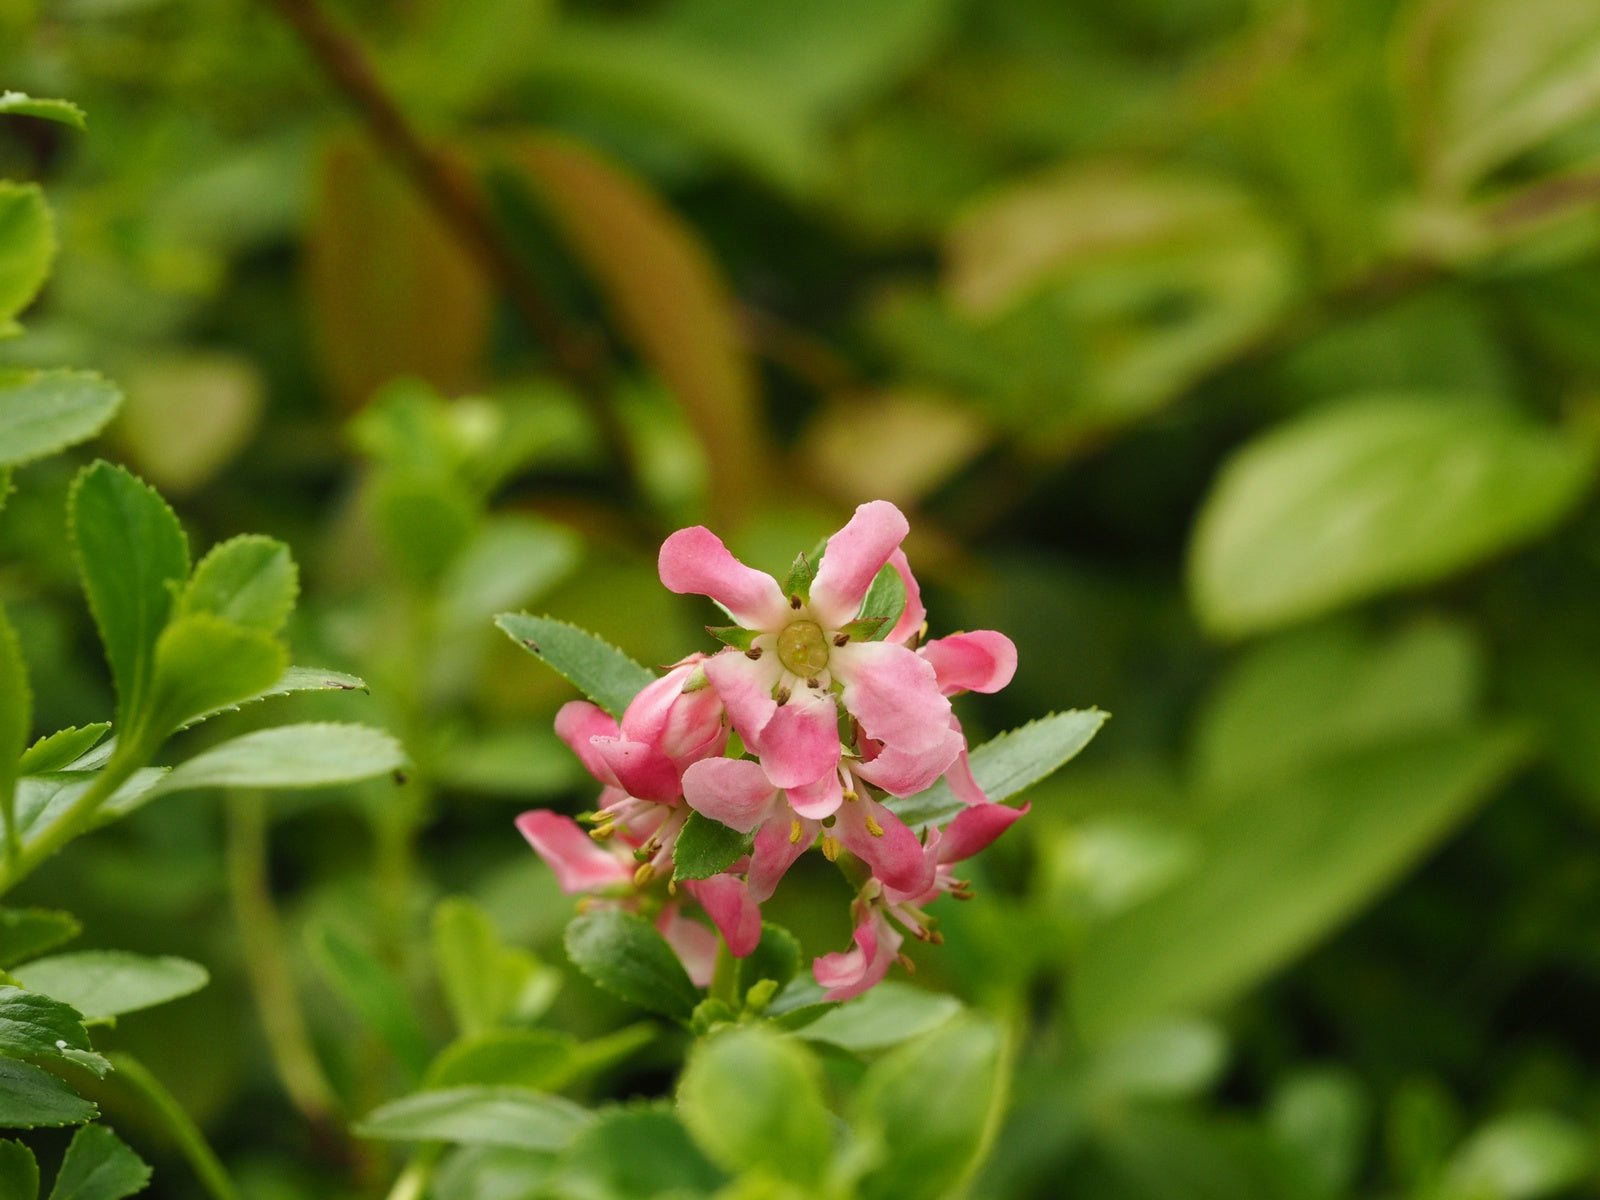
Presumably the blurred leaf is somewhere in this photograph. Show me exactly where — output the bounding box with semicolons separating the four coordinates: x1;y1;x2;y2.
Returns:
799;390;987;507
371;471;477;585
425;1030;577;1091
563;909;699;1020
356;1087;592;1152
796;982;961;1055
1269;1070;1369;1200
558;1104;724;1199
0;909;81;969
438;517;580;635
432;897;557;1036
1389;1078;1463;1191
504;134;767;524
46;1124;150;1200
142;614;287;741
738;922;800;996
0;1058;95;1128
890;709;1108;829
1188;398;1594;637
1190;619;1482;797
0;183;52;335
307;135;490;408
13;771;167;844
1440;1112;1590;1200
389;0;553;115
495;614;655;719
0;371;122;470
1073;727;1526;1040
13;952;207;1021
0;608;27;862
0;92;86;130
178;536;298;634
0;1139;37;1200
855;1015;1007;1200
309;924;431;1081
1086;1108;1320;1200
114;354;262;495
672;811;753;882
67;462;189;735
678;1025;832;1184
17;726;110;776
146;723;406;799
1083;1018;1228;1101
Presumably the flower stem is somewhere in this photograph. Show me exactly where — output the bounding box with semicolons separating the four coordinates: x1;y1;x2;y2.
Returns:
0;745;144;897
383;1147;441;1200
106;1052;245;1200
711;937;739;1009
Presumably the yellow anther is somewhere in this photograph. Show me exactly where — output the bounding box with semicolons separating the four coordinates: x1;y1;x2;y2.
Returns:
789;817;804;845
864;811;884;837
842;789;858;802
589;825;614;842
821;835;840;862
634;862;656;886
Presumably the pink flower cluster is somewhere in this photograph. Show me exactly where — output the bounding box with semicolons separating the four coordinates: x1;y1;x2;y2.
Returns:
517;500;1020;1000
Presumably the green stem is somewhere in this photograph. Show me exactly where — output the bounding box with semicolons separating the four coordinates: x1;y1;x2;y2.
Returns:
0;745;145;897
711;937;739;1009
106;1052;245;1200
382;1147;441;1200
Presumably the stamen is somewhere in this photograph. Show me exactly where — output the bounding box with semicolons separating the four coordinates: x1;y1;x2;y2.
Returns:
774;686;791;706
833;633;849;647
634;862;655;886
897;953;917;974
821;834;840;862
864;811;884;837
789;817;804;844
745;646;763;660
790;595;802;609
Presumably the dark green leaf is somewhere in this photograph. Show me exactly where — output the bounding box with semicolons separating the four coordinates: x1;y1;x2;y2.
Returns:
148;723;407;799
856;562;906;638
0;1139;37;1200
0;986;92;1065
0;92;87;131
47;1124;151;1200
0;909;82;969
17;727;111;777
797;982;961;1055
495;614;655;718
178;535;298;633
563;909;700;1020
356;1087;592;1151
372;472;477;584
310;924;431;1080
12;953;208;1021
739;922;801;996
0;1058;96;1128
0;609;28;864
0;372;122;470
0;183;52;333
559;1104;725;1199
672;811;754;882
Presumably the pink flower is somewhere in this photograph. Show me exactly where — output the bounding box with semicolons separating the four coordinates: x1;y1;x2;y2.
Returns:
659;500;960;796
813;901;904;1002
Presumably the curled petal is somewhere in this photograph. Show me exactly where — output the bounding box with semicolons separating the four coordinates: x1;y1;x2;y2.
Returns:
683;757;779;833
659;527;789;629
834;641;955;762
685;874;763;957
760;687;841;790
919;630;1018;696
810;500;910;628
748;813;816;902
592;737;682;803
515;811;631;894
703;651;780;749
834;798;935;896
554;701;621;787
883;549;926;645
786;769;843;821
941;736;990;807
813;909;902;1002
621;658;726;765
658;906;719;988
853;723;967;797
941;800;1030;864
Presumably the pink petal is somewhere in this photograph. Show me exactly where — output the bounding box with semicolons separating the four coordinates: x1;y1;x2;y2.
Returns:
833;799;935;896
659;527;789;629
786;769;843;821
919;630;1018;696
592;737;682;803
941;739;990;807
853;723;967;796
620;657;726;765
682;757;779;833
813;910;902;1001
759;687;841;790
834;641;955;761
657;906;718;988
941;801;1030;863
883;549;926;645
748;813;815;902
685;875;763;957
703;651;780;749
809;500;910;628
515;811;631;894
554;701;621;786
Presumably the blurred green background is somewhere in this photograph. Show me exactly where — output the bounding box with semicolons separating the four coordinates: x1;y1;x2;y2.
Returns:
7;0;1600;1196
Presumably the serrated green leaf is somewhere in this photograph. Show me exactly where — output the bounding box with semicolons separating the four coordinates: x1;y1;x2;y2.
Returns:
0;92;86;131
180;665;370;729
563;909;700;1020
13;770;167;846
141;613;287;743
678;1025;832;1184
0;1138;38;1200
0;372;122;470
1188;398;1595;638
178;535;298;633
356;1087;592;1151
146;723;406;800
495;614;655;718
0;183;53;332
0;609;28;866
68;463;189;737
796;982;961;1055
889;709;1108;829
432;896;557;1037
0;1057;96;1128
12;953;208;1022
17;727;111;777
47;1124;151;1200
856;561;906;639
672;811;753;882
310;924;431;1080
0;985;92;1065
0;909;81;969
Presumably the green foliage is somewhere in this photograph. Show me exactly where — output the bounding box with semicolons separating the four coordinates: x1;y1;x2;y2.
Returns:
46;1125;150;1200
673;810;754;882
0;372;123;470
0;909;81;969
0;183;52;335
563;909;700;1020
355;1087;592;1151
0;610;27;861
432;897;557;1036
143;614;288;742
146;723;407;797
796;982;961;1055
495;614;657;718
0;1058;96;1128
0;1139;38;1200
0;92;87;130
310;924;431;1080
177;535;298;633
12;953;208;1021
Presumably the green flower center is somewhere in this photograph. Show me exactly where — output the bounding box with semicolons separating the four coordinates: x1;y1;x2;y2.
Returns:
776;619;830;677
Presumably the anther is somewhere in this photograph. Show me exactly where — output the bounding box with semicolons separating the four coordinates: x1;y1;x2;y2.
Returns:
821;835;840;862
897;953;917;974
790;595;802;610
634;862;656;886
833;633;849;647
774;686;791;706
745;646;763;660
864;811;884;837
789;817;804;845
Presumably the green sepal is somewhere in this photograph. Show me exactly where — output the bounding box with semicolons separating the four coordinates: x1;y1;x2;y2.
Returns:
706;625;759;651
673;812;754;883
837;616;888;642
856;563;907;640
782;551;818;604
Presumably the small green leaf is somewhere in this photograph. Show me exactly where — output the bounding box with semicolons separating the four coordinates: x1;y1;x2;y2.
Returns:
0;909;82;969
0;372;122;470
12;953;208;1021
1441;1112;1591;1200
17;727;111;777
495;614;656;718
0;183;53;331
706;624;760;651
147;723;406;800
678;1025;832;1185
141;614;287;743
0;986;93;1065
373;472;476;584
0;609;29;864
47;1124;151;1200
0;1139;38;1200
0;1057;96;1128
438;516;581;634
432;897;557;1037
855;1015;1007;1200
781;551;818;602
739;922;801;997
68;463;190;736
0;92;87;131
424;1030;580;1091
672;811;754;882
310;924;431;1080
889;709;1108;829
563;909;700;1020
178;535;298;633
797;982;962;1055
560;1104;725;1199
355;1087;592;1152
856;562;907;638
837;616;888;642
